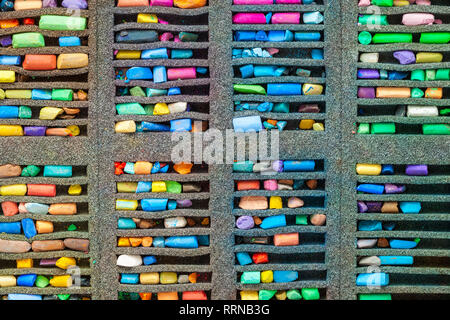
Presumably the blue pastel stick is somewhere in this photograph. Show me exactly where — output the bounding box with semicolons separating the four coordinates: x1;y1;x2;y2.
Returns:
0;106;18;118
379;256;413;265
356;273;389;286
267;83;302;96
357;184;385;194
273;271;298;283
126;67;153;80
234;31;256;41
59;36;81;47
294;32;321;41
143;256;157;265
233;116;263;132
118;218;136;229
170;119;192;132
141;199;168;212
0;222;21;234
389;239;419;249
236;252;252;266
120;273;139;284
141;48;168;59
31;89;51;100
139;122;170;131
0;55;21;65
17;274;37;287
8;294;42;300
399;202;421;214
260;215;286;229
283;160;315;172
165;236;199;249
358;220;382;231
22;218;37;239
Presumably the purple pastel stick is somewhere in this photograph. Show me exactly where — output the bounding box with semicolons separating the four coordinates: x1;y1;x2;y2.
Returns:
405;165;428;176
272;160;284;172
62;0;88;9
393;51;416;65
39;258;58;266
366;202;382;213
384;183;406;194
357;69;380;79
358;201;368;213
24;126;46;136
176;199;192;208
42;0;57;7
236;216;255;230
358;87;376;99
0;36;12;47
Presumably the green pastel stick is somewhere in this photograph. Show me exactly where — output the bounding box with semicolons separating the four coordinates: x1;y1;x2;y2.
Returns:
259;290;277;300
301;288;320;300
18;106;32;119
435;69;450;80
371;0;393;6
51;89;73;101
372;33;413;44
371;123;396;134
116;102;146;115
296;215;308;225
358;15;389;26
129;86;146;97
440;108;450;115
358;31;372;45
12;33;45;48
240;271;260;284
411;88;424;98
234;84;267;95
410;70;425;81
144;104;154;115
359;294;392;300
233;161;253;172
420;32;450;44
423;124;450;135
358;123;370;134
39;15;87;31
425;69;436;81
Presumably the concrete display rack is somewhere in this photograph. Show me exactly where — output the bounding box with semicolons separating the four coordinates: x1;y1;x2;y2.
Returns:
0;0;448;300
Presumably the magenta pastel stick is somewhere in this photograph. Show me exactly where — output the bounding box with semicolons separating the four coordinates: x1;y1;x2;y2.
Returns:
271;12;300;24
233;13;267;24
167;67;197;80
276;0;302;3
150;0;173;6
233;0;273;4
160;32;173;41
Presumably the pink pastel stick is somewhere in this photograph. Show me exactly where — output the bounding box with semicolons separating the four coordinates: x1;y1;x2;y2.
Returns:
150;0;173;6
358;0;370;6
402;13;434;26
18;203;28;213
264;180;278;191
233;0;273;4
174;35;181;42
271;12;300;24
276;0;301;3
233;13;267;24
167;67;197;80
416;0;431;5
